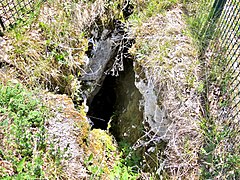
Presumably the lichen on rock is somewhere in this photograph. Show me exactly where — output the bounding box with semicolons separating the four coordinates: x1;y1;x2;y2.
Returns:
42;94;89;179
42;93;119;179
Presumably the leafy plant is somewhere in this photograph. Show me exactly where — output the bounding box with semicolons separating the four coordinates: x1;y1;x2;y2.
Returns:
83;130;140;179
0;83;64;179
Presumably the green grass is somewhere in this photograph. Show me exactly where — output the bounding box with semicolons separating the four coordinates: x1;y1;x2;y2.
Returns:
183;0;240;179
0;83;64;179
130;0;179;23
200;117;240;179
183;0;215;52
82;129;140;180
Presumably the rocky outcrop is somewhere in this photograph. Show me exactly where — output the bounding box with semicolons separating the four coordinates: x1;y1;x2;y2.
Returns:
81;20;130;105
129;7;202;177
134;65;171;140
42;94;90;179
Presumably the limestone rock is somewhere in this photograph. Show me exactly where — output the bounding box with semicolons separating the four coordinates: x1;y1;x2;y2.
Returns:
43;94;89;179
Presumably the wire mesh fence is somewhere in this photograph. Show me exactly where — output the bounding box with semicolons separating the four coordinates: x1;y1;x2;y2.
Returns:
206;0;240;121
0;0;37;31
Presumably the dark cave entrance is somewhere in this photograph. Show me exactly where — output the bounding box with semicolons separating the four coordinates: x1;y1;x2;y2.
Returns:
86;59;144;145
85;0;136;131
87;75;117;130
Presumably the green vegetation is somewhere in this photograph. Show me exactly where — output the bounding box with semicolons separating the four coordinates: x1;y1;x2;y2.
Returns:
4;0;88;98
0;83;65;179
83;130;140;179
130;0;179;23
183;0;215;51
200;117;240;179
183;0;240;179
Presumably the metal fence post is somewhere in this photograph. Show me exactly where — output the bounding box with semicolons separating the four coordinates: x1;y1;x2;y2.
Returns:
212;0;227;20
201;0;227;53
0;16;5;30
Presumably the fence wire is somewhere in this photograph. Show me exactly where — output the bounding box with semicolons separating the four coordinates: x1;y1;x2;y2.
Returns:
0;0;36;31
207;0;240;121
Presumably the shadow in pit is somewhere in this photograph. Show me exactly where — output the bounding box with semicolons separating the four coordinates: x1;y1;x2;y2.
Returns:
87;75;117;130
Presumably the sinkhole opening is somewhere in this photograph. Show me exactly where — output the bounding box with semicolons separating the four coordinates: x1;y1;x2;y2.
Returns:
87;75;117;130
86;58;144;145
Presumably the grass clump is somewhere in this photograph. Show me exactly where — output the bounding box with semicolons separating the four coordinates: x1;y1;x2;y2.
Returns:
128;1;202;178
3;0;88;98
129;0;179;26
200;117;240;179
0;83;65;179
182;0;215;51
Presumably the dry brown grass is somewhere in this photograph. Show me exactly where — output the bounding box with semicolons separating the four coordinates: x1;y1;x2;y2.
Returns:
129;4;203;179
0;0;122;98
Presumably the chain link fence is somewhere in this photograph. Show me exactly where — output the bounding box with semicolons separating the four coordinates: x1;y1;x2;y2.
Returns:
0;0;37;31
206;0;240;121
